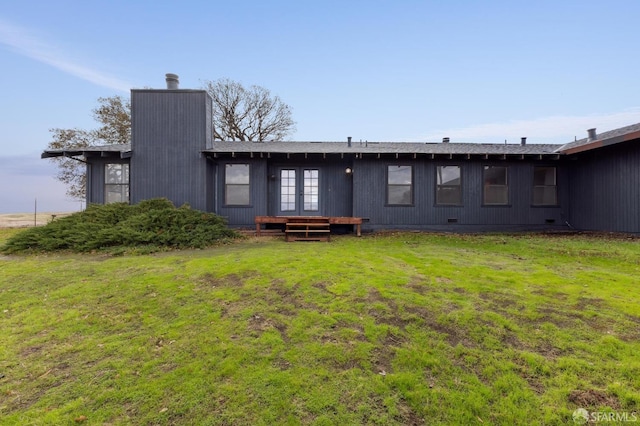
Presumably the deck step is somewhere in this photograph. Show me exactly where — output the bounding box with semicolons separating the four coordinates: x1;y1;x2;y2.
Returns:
285;217;331;242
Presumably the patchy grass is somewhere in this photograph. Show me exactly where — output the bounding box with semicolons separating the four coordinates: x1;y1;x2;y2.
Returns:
0;232;639;424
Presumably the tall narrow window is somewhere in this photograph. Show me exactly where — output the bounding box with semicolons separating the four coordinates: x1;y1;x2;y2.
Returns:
225;164;250;205
483;166;509;205
303;169;319;211
105;163;129;203
387;165;413;205
533;166;557;205
436;165;462;205
280;169;296;211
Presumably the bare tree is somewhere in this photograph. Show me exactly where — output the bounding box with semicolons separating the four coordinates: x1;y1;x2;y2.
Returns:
47;96;130;200
92;96;131;145
47;80;293;199
204;78;296;141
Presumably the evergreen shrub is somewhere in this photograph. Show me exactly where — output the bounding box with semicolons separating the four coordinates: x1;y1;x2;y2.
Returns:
1;198;239;254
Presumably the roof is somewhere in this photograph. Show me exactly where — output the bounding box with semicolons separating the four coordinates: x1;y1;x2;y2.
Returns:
556;122;640;154
41;144;131;159
204;141;562;157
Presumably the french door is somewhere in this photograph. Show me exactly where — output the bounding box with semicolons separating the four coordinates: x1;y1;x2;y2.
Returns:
277;168;320;216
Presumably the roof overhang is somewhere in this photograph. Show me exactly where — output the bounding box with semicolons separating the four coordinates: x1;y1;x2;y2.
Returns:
203;141;563;161
559;129;640;155
41;144;132;160
203;150;562;161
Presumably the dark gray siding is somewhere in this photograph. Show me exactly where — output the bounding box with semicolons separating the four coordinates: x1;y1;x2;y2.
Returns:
216;158;353;226
266;160;353;217
353;158;569;231
130;90;211;211
85;157;130;205
215;159;269;226
567;141;640;233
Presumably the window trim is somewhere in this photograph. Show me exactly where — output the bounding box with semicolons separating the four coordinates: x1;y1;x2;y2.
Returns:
224;163;251;207
386;164;414;206
482;165;510;206
435;164;463;206
104;163;130;204
532;166;558;206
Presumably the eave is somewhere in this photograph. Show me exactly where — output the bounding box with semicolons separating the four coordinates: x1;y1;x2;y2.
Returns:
202;151;562;161
560;129;640;155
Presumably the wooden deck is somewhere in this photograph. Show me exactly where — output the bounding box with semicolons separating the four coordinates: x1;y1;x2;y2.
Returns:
255;216;363;239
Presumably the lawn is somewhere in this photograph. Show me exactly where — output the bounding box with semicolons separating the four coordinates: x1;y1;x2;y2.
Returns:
1;229;639;425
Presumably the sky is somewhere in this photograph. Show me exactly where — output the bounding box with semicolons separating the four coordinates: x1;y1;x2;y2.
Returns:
1;0;639;213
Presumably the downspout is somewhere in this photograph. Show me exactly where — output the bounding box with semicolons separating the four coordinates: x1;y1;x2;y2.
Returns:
213;160;218;214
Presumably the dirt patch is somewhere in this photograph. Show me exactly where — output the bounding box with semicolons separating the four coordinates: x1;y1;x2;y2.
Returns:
405;305;478;348
575;297;605;310
394;400;425;425
371;346;394;375
568;389;621;409
199;272;249;289
312;281;333;295
20;345;45;357
406;277;432;295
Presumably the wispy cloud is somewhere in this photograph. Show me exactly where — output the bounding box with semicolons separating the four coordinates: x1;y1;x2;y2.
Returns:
421;108;640;144
0;18;132;92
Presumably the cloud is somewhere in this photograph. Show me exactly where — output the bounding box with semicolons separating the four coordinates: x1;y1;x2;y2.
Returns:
420;108;640;144
0;18;132;93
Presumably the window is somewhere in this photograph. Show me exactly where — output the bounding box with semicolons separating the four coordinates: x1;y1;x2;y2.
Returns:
483;166;508;205
436;165;462;205
303;169;319;211
225;164;250;205
533;166;557;205
105;163;129;203
387;165;413;205
280;169;296;211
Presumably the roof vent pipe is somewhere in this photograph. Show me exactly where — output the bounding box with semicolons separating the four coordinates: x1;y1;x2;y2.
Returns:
587;128;597;142
521;137;527;146
347;136;352;147
165;73;179;89
442;137;450;143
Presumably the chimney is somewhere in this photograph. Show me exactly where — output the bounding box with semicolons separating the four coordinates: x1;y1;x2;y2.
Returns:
165;73;179;89
521;137;527;146
587;128;597;142
347;136;352;147
442;137;450;143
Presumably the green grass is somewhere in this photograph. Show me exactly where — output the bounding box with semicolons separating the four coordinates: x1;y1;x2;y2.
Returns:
1;230;639;425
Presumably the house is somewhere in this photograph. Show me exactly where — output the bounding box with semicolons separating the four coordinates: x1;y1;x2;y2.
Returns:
42;75;640;235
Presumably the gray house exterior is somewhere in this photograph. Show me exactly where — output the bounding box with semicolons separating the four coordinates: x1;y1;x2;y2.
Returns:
42;78;640;234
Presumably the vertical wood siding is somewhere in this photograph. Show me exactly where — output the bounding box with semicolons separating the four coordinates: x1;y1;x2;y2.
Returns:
130;90;211;211
568;141;640;233
353;158;568;231
215;159;268;226
86;157;130;205
218;158;353;226
265;160;353;218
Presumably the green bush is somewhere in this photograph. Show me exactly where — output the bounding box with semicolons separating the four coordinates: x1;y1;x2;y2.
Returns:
1;199;239;254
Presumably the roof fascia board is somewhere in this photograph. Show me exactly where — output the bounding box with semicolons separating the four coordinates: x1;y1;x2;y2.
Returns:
561;129;640;155
202;151;562;160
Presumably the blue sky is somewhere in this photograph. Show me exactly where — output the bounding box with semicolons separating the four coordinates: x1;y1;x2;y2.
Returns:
1;0;639;213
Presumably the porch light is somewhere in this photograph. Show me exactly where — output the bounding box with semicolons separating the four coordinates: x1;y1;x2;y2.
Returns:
345;167;353;175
